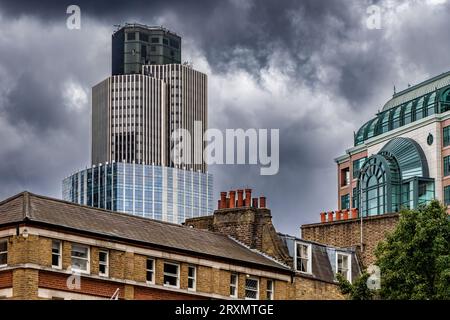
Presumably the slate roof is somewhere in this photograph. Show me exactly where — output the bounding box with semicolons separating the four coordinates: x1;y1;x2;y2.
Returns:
0;192;290;272
278;233;362;283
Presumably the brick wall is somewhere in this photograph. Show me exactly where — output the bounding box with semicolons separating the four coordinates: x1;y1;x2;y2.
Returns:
0;270;12;289
288;277;343;300
7;235;52;266
301;214;399;267
12;269;39;300
185;207;292;265
39;271;125;299
134;286;205;300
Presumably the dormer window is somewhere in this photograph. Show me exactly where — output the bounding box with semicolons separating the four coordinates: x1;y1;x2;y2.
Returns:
295;242;312;274
336;252;352;283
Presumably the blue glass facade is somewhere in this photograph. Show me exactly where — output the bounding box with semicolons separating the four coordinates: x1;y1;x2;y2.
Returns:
62;163;213;224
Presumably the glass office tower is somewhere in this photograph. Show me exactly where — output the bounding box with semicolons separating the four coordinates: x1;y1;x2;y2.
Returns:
63;163;213;224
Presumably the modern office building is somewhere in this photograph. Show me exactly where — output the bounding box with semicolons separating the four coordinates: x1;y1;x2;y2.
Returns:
62;163;213;224
112;23;182;75
63;23;212;223
92;74;168;166
334;71;450;217
143;64;208;172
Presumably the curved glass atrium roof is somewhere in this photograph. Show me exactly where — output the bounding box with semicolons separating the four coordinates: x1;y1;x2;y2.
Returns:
355;83;450;146
379;137;429;180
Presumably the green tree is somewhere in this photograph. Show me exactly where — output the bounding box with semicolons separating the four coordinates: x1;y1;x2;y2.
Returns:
337;272;375;300
375;200;450;300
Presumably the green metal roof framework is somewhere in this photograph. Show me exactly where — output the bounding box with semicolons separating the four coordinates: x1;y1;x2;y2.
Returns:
355;86;450;146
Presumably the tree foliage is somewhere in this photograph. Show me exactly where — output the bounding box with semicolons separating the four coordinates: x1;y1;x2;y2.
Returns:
375;200;450;300
337;272;374;300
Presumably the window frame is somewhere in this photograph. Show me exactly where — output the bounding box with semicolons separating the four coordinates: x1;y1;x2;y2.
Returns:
341;167;350;187
295;242;312;274
352;157;367;180
266;279;274;300
126;32;136;41
51;240;62;269
187;265;197;291
0;239;7;267
444;126;450;148
245;277;260;300
230;273;238;298
445;186;450;206
70;243;90;274
336;252;352;283
146;258;155;284
341;194;350;210
98;249;109;277
163;261;180;288
445;156;450;177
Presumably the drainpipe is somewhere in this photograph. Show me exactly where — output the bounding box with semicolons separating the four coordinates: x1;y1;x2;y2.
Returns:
360;209;364;253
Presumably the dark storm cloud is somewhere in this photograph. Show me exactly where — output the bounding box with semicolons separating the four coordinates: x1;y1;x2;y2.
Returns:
1;0;450;234
0;0;380;104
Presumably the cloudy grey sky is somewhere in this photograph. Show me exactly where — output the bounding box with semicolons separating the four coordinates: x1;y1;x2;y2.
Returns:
0;0;449;235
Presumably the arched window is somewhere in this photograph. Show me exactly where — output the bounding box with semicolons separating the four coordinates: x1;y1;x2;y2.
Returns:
357;138;431;217
359;157;388;217
403;102;413;125
366;118;380;140
355;120;371;146
392;105;402;129
426;92;437;117
440;88;450;113
380;111;390;134
414;97;425;121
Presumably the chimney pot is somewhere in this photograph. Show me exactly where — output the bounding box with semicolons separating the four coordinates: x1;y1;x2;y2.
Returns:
237;189;244;207
245;189;252;207
217;200;221;210
220;192;227;209
259;196;266;208
343;209;349;220
328;212;334;222
320;212;327;223
336;210;342;221
229;191;236;209
252;198;258;208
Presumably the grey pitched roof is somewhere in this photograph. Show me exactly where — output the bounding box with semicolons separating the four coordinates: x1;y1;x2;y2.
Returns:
0;192;290;272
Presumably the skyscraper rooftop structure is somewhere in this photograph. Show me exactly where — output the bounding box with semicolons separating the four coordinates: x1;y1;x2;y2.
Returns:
112;23;182;75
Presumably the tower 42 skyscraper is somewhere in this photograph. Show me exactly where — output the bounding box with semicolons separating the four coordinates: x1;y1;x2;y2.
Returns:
63;23;213;223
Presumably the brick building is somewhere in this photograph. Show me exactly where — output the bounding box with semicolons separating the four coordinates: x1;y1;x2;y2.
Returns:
185;189;362;299
301;213;399;267
0;191;359;300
